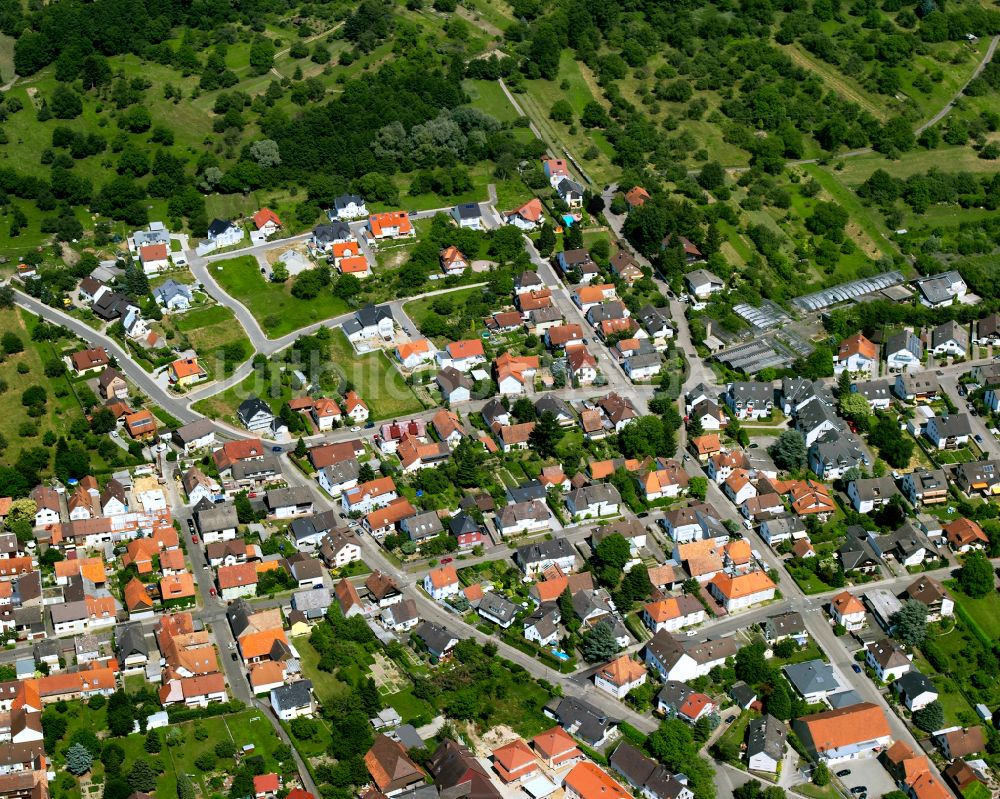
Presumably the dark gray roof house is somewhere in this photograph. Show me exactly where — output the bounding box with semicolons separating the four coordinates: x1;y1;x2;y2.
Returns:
313;221;352;245
838;525;881;572
746;714;788;770
478;591;519;627
270;679;313;713
115;622;148;667
546;695;619;746
762;611;806;642
448;511;479;538
196;503;239;534
508;480;547;504
414;621;458;658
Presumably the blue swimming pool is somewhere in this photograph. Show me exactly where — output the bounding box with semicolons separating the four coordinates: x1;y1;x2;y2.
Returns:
562;215;575;227
550;649;570;661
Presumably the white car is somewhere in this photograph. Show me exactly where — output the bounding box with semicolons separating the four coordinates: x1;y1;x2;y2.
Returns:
351;425;361;432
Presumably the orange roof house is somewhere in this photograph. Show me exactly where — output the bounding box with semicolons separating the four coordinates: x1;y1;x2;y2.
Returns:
124;409;157;440
339;255;370;275
368;212;412;238
831;590;865;617
254;774;280;796
709;571;776;609
252;208;282;230
124;538;158;573
492;739;538;783
426;565;459;590
787;479;835;516
168;357;207;385
506;198;544;224
532;726;582;768
332;241;361;260
793;703;891;760
218;563;258;592
249;661;286;691
563;762;630;799
139;243;168;263
690;433;721;458
837;332;877;363
724;539;752;566
213;438;266;471
124;577;154;614
396;340;431;365
447;339;485;360
160;549;185;572
625;186;650;207
440;246;467;273
37;665;116;701
239;628;288;660
160;573;196;602
595;655;646;689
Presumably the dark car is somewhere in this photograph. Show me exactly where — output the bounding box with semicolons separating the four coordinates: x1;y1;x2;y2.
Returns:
850;787;866;795
441;557;453;564
187;519;195;531
852;663;862;673
231;652;238;661
272;446;282;453
836;770;851;778
365;421;375;428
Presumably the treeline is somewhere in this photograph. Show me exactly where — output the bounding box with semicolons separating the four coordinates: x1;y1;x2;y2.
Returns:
7;0;312;76
859;167;1000;212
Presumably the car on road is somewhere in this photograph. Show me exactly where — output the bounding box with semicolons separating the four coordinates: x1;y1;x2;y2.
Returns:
111;430;119;438
231;652;238;661
850;787;866;795
208;586;214;595
852;663;862;673
271;446;282;453
351;426;361;432
441;557;453;564
975;434;985;444
202;564;209;569
970;408;979;416
749;443;759;448
991;428;1000;438
365;421;375;428
191;534;199;544
836;770;851;778
187;519;195;531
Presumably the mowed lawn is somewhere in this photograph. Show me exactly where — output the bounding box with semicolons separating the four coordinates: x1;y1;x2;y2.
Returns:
327;329;425;420
173;305;252;373
952;588;1000;639
210;256;351;338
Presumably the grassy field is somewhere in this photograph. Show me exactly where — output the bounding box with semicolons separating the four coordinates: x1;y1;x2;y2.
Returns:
951;587;1000;639
802;164;899;261
464;79;522;123
0;308;85;460
59;705;285;799
327;329;425;420
172;305;252;376
210;255;350;338
193;328;423;422
517;52;617;186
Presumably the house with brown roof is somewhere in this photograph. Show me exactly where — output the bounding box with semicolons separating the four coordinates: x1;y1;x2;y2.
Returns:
70;347;110;376
98;368;128;400
934;726;985;760
364;734;425;796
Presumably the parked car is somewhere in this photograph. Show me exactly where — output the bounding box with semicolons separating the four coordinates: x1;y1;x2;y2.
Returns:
192;534;199;544
231;652;238;661
852;663;862;673
208;586;214;595
271;446;282;453
441;557;453;564
836;770;851;778
975;434;984;444
850;787;867;795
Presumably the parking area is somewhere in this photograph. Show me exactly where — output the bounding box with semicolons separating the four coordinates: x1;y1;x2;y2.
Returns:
834;755;897;799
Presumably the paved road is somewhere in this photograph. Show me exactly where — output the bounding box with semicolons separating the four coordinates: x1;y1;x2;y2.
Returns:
278;449;661;734
916;35;999;135
522;235;650;414
13;289;201;424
